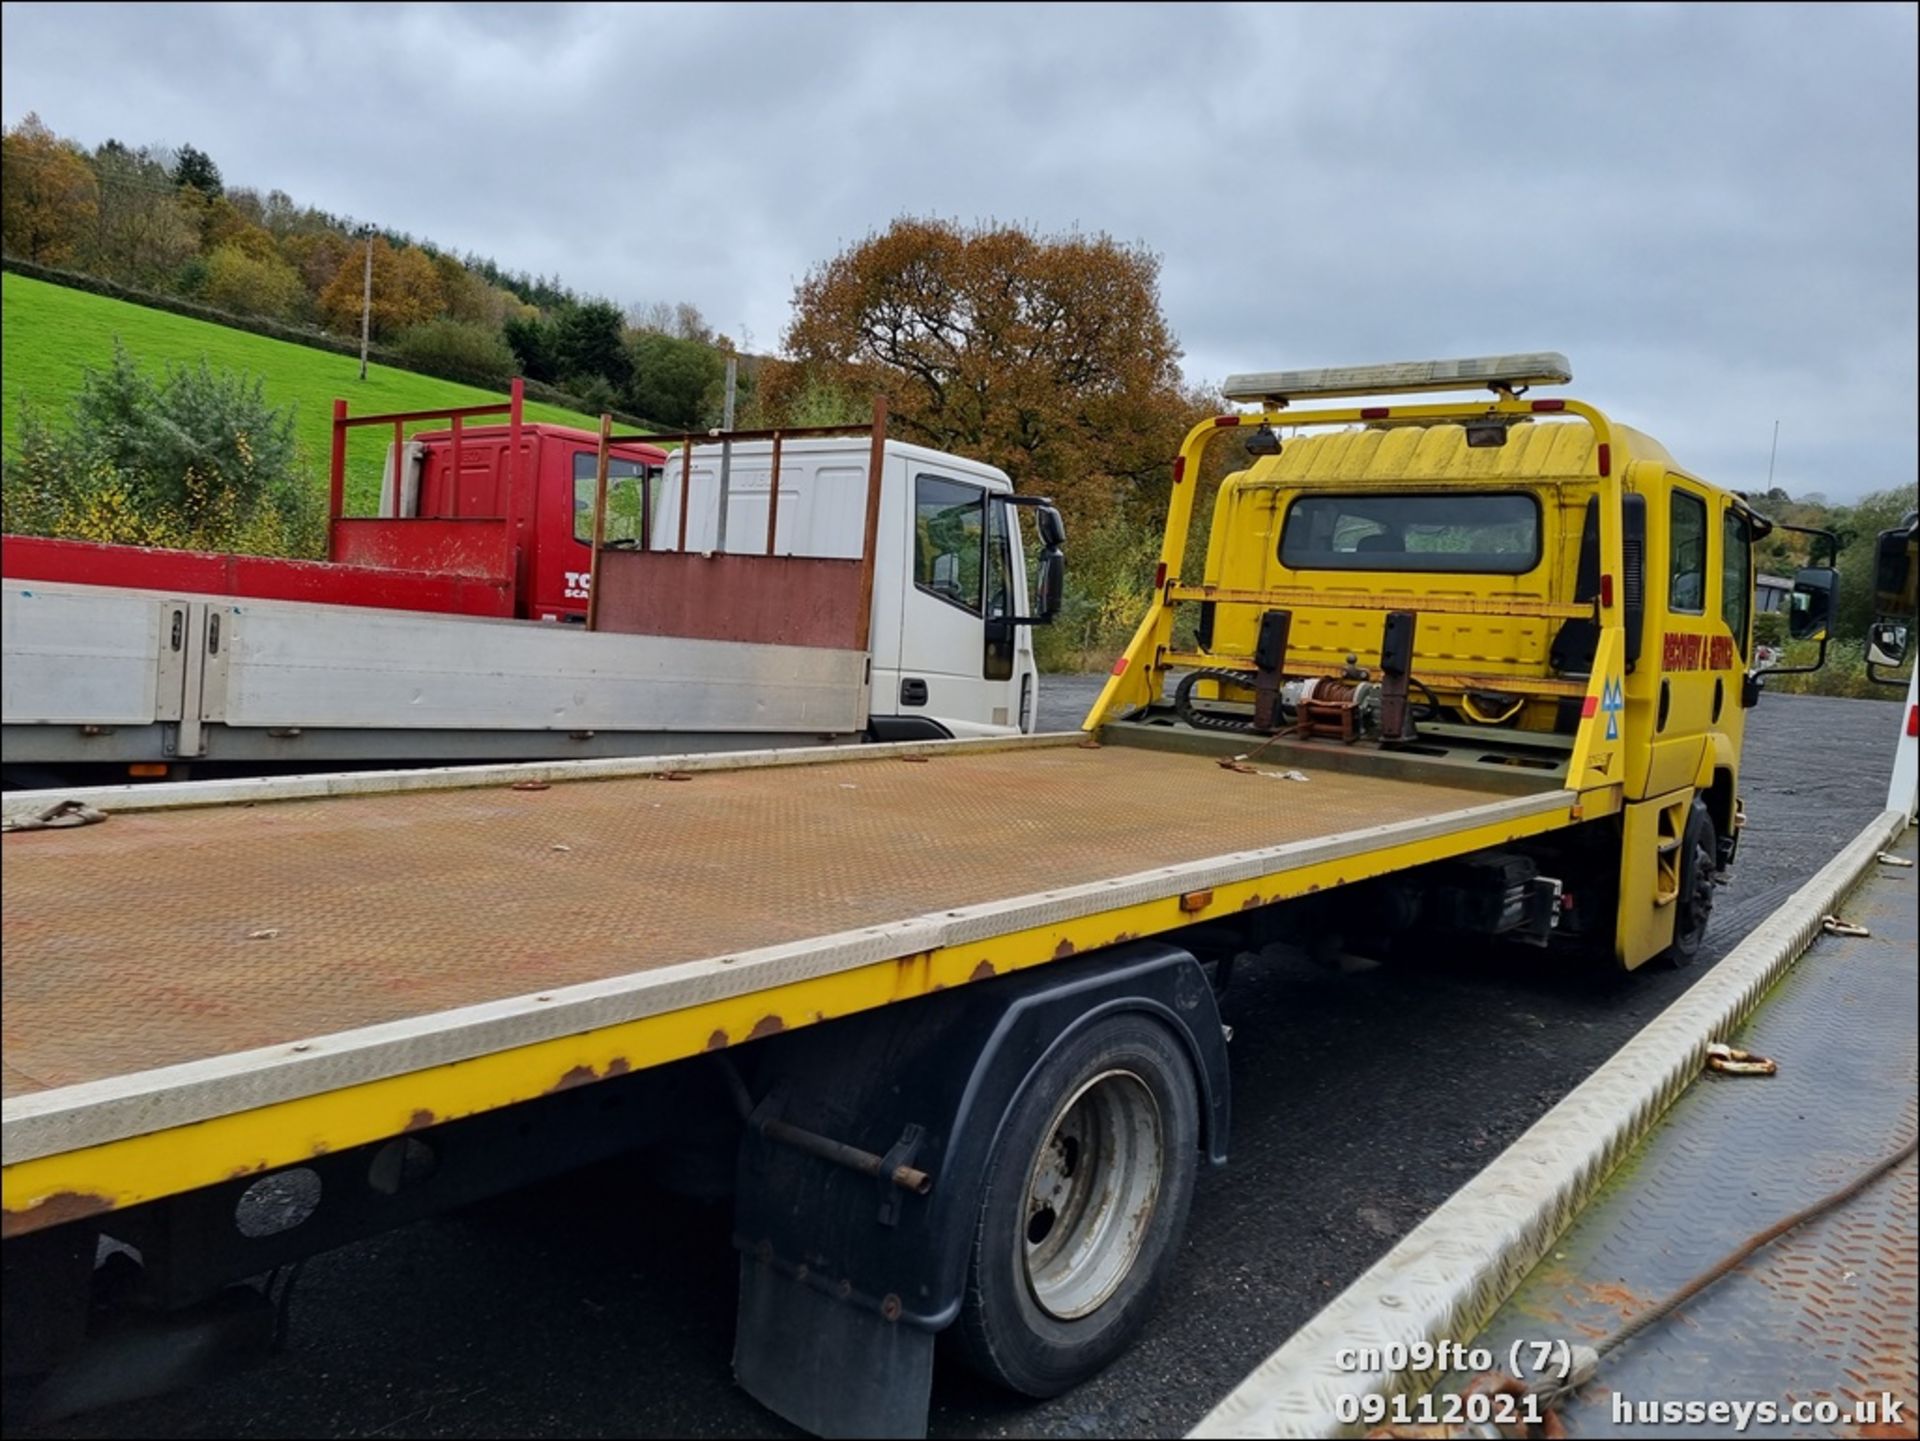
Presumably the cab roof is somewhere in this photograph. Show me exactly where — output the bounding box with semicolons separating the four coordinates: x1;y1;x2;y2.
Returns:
1228;417;1687;491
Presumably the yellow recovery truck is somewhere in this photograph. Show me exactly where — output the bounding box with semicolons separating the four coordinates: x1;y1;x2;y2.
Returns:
0;356;1841;1436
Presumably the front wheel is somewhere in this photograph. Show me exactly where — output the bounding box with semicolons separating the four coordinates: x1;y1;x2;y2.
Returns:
1660;797;1718;967
952;1014;1200;1398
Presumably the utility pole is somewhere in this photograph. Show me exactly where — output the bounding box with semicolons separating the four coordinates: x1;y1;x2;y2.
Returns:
358;225;375;381
715;352;739;552
1765;419;1780;491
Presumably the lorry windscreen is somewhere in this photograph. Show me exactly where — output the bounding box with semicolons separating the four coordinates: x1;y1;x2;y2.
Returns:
1280;492;1540;574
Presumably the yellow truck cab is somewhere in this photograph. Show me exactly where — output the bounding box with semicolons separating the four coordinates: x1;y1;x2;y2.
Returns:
1090;353;1836;969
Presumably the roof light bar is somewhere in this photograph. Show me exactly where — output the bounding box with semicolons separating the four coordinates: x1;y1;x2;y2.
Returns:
1220;352;1572;405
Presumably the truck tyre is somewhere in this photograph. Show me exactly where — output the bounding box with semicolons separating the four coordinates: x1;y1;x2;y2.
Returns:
1661;798;1718;967
952;1013;1200;1397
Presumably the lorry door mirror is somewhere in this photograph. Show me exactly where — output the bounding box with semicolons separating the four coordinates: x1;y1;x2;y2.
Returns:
1875;524;1917;617
1867;620;1910;669
1036;504;1066;552
1029;549;1065;624
1002;497;1065;624
1787;566;1837;641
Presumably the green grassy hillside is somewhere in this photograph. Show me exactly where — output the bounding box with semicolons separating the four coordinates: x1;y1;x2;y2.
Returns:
1;272;607;514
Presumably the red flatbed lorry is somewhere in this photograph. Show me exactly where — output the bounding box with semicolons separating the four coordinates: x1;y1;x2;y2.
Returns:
4;380;667;623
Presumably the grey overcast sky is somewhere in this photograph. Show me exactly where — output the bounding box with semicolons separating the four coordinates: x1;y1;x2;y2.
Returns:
3;1;1915;500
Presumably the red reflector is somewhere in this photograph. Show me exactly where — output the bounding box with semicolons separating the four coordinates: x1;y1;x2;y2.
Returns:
1597;442;1612;476
1213;415;1240;428
1531;399;1566;413
1908;704;1918;738
1581;695;1599;718
1360;406;1390;420
1171;456;1187;485
1600;574;1615;606
1111;656;1130;677
1154;562;1168;590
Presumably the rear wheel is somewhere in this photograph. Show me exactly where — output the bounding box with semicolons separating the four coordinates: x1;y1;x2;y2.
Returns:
953;1014;1199;1397
1661;798;1718;967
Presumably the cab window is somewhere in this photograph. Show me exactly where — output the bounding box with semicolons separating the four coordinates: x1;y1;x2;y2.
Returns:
573;453;657;545
1669;489;1708;614
915;475;985;614
986;498;1014;621
1722;507;1752;657
1280;493;1540;573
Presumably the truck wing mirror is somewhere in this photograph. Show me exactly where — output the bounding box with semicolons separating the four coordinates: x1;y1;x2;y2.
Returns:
1874;522;1917;618
1787;566;1837;641
1867;620;1909;670
1036;503;1066;551
1027;548;1065;625
1001;496;1065;625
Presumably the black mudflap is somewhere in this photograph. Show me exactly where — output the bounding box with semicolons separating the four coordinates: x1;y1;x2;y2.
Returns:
735;1255;935;1439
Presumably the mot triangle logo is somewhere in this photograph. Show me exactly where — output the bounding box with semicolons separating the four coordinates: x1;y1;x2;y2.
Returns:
1601;677;1625;740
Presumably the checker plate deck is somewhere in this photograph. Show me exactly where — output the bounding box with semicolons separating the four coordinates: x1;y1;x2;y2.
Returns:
3;740;1540;1103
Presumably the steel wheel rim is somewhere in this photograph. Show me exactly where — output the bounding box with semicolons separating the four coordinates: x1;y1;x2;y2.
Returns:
1020;1068;1163;1321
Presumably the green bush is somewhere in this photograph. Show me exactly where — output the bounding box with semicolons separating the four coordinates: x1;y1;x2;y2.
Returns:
173;253;209;299
1761;638;1907;700
562;373;620;417
392;318;517;388
1;342;325;556
1033;511;1162;672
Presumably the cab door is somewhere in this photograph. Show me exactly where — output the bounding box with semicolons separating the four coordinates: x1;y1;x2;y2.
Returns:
536;443;657;622
1643;478;1717;796
897;472;1020;735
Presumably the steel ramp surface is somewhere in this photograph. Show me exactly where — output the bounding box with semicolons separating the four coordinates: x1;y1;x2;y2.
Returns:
1456;829;1918;1437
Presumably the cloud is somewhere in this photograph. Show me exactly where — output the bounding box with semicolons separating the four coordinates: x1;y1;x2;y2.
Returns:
4;0;1913;498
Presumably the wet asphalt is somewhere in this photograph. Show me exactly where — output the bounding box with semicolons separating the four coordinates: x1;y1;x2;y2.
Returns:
9;688;1905;1441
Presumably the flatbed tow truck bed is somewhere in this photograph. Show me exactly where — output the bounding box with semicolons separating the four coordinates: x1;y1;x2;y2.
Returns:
2;729;1575;1231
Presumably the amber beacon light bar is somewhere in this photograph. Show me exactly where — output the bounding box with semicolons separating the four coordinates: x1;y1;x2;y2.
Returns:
1221;352;1574;406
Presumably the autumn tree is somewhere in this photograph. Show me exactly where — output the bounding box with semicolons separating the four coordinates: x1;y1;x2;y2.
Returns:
781;218;1203;527
1;113;100;264
204;243;307;320
629;299;714;345
197;196;279;260
432;251;526;330
281;228;355;296
316;235;445;340
87;140;198;285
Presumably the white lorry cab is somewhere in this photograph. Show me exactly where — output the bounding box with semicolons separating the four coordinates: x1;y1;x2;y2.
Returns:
651;434;1053;741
